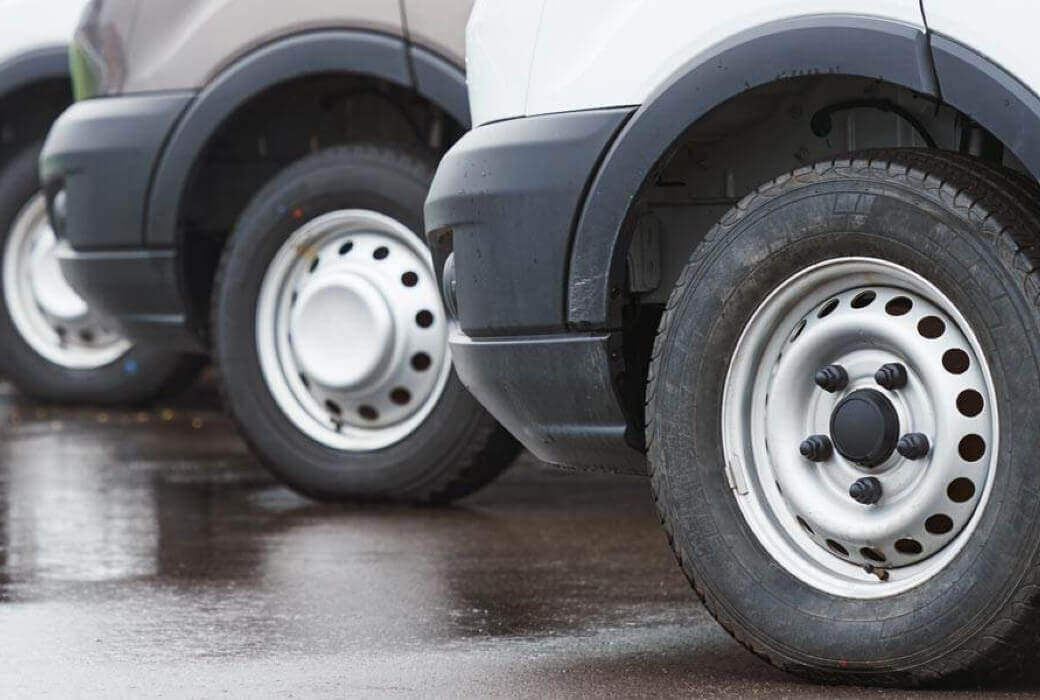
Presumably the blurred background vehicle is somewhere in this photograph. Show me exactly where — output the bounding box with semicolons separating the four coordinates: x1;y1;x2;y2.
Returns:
41;0;520;502
0;0;175;402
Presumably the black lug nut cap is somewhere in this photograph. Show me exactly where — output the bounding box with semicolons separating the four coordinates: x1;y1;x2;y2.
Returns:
849;476;883;505
897;433;930;460
799;434;833;462
875;362;908;390
814;364;849;393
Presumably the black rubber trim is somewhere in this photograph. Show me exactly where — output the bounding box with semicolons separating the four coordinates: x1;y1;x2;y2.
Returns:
425;108;632;335
145;30;412;248
39;92;195;249
449;332;646;473
566;16;940;328
408;45;470;129
930;34;1040;181
0;45;69;100
57;247;203;352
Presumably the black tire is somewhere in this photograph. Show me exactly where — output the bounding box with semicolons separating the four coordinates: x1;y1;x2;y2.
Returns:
212;143;521;503
648;151;1040;686
0;143;201;404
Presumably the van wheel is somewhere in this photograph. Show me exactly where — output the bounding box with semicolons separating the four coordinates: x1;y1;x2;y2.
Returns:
212;144;520;503
648;151;1040;685
0;143;199;403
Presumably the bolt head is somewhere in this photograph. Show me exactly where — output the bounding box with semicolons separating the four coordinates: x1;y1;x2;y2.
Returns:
849;476;883;505
799;434;833;462
814;364;849;393
897;433;930;460
875;362;908;390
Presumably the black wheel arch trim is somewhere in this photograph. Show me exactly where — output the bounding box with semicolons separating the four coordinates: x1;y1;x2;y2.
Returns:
144;29;469;249
0;45;70;102
565;16;942;329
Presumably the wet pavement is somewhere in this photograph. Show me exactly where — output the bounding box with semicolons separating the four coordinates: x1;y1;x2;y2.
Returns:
0;376;1036;698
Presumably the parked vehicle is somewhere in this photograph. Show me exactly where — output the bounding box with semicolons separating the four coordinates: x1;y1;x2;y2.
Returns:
0;0;174;401
428;0;1040;685
41;0;519;503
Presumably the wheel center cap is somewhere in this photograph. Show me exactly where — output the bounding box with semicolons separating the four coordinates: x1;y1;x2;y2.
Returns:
290;272;394;391
829;389;899;467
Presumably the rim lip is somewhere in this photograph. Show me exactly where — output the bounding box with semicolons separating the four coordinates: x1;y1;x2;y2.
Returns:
721;257;998;599
3;194;130;369
255;209;451;452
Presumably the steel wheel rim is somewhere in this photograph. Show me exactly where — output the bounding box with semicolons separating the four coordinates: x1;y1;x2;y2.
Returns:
2;193;130;369
721;257;998;598
255;209;451;452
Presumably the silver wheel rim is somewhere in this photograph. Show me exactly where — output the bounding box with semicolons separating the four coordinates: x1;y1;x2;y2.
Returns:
722;258;998;598
3;194;130;369
256;209;451;451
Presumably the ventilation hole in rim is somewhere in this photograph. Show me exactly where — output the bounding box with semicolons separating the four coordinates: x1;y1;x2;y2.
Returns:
309;257;320;273
796;516;813;535
942;348;970;374
818;299;839;318
826;539;849;556
401;271;419;287
885;296;913;316
79;329;94;343
959;434;986;462
775;480;783;495
957;390;984;417
291;290;298;306
925;514;954;535
390;388;411;405
789;320;806;342
895;538;923;555
851;290;876;308
411;352;432;371
918;316;946;339
373;246;389;260
338;241;353;255
860;547;886;563
359;405;379;421
324;400;342;416
54;326;67;338
416;310;434;328
948;478;976;503
299;373;310;389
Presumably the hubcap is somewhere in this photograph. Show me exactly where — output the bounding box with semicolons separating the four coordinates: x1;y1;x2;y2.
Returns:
722;258;997;598
255;210;451;451
3;194;129;368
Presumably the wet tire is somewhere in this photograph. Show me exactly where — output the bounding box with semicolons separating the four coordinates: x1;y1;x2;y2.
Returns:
647;151;1040;685
212;144;521;503
0;142;201;404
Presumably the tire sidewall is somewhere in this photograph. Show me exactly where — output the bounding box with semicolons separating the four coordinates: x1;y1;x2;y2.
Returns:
651;171;1040;673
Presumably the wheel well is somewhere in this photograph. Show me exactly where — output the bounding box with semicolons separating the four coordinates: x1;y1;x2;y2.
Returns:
177;72;464;343
0;78;72;168
615;73;1029;441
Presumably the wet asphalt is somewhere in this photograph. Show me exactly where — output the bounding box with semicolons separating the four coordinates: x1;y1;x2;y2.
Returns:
0;376;1036;698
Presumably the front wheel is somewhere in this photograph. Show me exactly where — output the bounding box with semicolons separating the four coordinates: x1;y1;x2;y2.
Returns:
648;151;1040;685
0;143;199;403
212;144;520;503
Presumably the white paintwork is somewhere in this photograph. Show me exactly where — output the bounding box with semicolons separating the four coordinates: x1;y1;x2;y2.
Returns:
0;0;86;69
467;0;924;126
923;1;1040;103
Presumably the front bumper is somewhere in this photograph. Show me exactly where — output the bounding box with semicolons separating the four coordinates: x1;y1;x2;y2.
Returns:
426;109;645;473
40;92;203;351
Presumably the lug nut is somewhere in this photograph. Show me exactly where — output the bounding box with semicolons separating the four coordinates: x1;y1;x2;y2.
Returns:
897;433;930;460
814;364;848;393
849;476;883;505
799;434;833;462
875;362;908;390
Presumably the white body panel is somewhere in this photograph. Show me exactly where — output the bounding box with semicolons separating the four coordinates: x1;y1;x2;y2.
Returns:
467;0;924;126
0;0;86;67
923;1;1040;102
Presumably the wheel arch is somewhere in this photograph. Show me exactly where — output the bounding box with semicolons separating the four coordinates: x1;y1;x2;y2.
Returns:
565;16;1040;330
0;45;72;169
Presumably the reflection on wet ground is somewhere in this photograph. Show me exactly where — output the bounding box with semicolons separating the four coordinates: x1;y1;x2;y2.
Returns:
0;375;1034;697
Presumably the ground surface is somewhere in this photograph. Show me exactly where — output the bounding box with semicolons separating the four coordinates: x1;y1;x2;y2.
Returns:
0;376;1036;698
